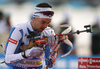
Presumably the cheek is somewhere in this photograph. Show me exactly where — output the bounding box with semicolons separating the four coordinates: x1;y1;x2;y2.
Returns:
36;23;42;29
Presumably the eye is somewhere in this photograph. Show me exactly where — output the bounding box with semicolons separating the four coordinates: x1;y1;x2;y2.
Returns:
41;20;46;24
47;22;50;24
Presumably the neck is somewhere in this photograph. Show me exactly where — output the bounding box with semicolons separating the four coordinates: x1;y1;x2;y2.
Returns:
30;20;35;29
30;20;41;33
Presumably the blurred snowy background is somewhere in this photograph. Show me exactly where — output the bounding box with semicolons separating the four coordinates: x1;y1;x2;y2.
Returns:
0;0;100;69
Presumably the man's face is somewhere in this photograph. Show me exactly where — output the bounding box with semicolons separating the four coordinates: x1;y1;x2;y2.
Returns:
32;17;51;32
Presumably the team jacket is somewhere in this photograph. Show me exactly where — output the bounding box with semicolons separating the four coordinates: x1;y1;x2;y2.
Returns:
4;21;55;69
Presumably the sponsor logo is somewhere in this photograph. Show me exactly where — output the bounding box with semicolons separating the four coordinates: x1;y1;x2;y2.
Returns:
78;57;100;69
20;61;42;65
8;38;17;44
35;38;46;44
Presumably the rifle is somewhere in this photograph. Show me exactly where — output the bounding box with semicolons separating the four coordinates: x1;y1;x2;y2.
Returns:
20;25;92;51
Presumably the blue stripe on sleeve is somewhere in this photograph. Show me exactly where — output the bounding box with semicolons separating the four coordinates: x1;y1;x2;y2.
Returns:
27;28;31;34
14;29;23;54
5;27;15;54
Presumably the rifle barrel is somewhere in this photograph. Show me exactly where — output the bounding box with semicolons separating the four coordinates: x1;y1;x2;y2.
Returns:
64;29;90;35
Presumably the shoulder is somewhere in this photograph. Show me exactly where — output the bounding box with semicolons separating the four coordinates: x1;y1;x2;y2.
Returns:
14;23;27;30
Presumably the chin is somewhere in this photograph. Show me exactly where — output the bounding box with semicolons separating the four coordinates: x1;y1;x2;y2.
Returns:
40;29;45;32
38;30;44;32
40;30;44;32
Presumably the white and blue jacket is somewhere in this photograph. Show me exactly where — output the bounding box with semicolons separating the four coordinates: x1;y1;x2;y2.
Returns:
5;21;55;69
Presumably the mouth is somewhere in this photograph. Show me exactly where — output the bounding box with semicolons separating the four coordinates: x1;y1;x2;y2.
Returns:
38;28;45;32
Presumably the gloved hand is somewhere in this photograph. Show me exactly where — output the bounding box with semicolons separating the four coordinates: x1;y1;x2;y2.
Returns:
48;35;59;50
21;47;44;58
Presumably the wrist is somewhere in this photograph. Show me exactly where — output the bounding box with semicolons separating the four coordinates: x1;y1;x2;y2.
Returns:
21;51;27;59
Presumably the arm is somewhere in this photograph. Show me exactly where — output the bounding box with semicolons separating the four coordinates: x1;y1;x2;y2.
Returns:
5;26;44;64
5;26;24;64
